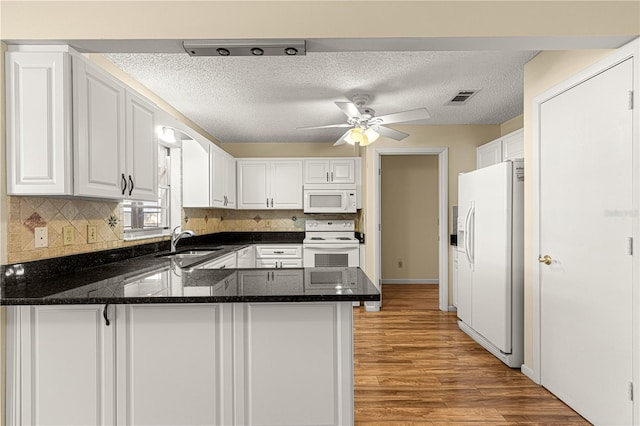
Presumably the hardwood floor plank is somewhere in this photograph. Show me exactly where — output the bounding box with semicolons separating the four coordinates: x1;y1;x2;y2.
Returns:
353;284;589;425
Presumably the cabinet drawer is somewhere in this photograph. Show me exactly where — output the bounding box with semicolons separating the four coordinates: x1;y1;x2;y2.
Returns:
256;259;303;269
255;245;302;258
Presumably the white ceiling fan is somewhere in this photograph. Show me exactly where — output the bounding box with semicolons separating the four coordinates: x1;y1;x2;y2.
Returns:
298;94;430;146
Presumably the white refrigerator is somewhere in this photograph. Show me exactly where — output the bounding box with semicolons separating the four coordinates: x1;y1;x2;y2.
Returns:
456;159;524;368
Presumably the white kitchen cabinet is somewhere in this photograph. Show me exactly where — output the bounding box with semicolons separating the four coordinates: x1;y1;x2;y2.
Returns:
182;140;235;208
6;305;116;426
6;47;158;200
255;244;302;268
7;301;354;426
233;302;353;426
115;304;233;426
73;55;127;199
501;129;524;161
304;158;355;184
476;129;524;169
124;89;158;201
211;147;236;208
182;138;211;207
6;50;73;195
237;159;302;209
236;246;255;268
199;252;237;269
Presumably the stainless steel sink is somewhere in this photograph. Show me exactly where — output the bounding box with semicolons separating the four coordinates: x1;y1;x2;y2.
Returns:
156;249;221;259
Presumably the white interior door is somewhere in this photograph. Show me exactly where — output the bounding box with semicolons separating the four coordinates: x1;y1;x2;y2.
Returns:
539;58;633;424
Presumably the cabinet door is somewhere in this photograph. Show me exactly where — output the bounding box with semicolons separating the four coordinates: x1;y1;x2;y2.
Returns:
210;146;226;208
237;161;270;209
278;259;303;268
9;305;115;426
116;304;233;426
6;51;73;195
125;90;158;201
330;159;355;183
199;253;237;269
239;270;271;293
501;129;524;161
256;259;278;268
73;57;126;198
271;160;303;209
236;246;254;268
476;139;502;169
304;159;330;184
226;155;237;208
182;139;210;207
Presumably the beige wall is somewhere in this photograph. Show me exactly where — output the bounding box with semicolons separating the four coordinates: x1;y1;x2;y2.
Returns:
1;1;637;40
522;49;613;369
381;155;439;280
363;125;502;296
220;142;359;158
501;114;524;136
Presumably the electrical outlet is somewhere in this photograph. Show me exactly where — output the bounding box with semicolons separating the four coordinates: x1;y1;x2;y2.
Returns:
265;219;272;229
63;226;74;246
34;227;48;248
398;260;403;268
87;225;98;243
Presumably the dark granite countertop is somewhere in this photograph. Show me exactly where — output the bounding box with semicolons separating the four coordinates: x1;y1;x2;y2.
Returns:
1;234;379;305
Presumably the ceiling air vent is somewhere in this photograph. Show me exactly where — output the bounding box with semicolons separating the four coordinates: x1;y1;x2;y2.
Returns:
446;90;479;105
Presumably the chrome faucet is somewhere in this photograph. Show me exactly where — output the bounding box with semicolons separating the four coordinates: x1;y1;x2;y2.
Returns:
171;226;195;252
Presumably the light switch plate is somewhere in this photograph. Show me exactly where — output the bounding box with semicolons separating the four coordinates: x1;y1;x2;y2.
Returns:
87;225;98;243
34;227;48;248
63;226;74;246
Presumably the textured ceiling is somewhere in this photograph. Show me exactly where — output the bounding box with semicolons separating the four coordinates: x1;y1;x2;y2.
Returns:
106;50;538;143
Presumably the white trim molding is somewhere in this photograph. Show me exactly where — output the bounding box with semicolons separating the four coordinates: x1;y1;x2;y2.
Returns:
381;279;438;284
374;147;449;311
531;38;640;416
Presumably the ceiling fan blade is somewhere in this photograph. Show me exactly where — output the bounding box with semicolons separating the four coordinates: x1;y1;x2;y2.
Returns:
333;129;353;146
376;125;410;141
373;108;430;125
335;102;362;119
297;123;352;130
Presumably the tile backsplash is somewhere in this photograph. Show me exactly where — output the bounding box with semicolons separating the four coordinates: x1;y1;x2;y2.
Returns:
5;195;363;264
6;196;165;264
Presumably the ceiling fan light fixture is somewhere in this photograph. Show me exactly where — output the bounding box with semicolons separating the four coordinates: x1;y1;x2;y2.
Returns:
364;128;380;143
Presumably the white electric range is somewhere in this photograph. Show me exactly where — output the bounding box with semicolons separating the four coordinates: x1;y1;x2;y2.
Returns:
303;220;360;267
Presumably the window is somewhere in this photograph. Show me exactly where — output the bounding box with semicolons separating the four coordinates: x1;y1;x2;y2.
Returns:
123;146;172;240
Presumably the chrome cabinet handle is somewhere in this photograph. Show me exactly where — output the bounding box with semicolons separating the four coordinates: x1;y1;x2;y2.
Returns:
331;171;334;181
128;175;134;196
270;198;274;208
326;172;329;182
274;251;284;254
121;173;127;196
266;198;269;207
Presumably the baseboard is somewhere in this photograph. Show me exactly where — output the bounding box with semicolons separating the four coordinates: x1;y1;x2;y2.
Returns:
448;305;457;312
381;279;439;284
520;364;539;384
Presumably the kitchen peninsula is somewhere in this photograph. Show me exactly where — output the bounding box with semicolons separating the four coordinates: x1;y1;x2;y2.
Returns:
1;243;379;426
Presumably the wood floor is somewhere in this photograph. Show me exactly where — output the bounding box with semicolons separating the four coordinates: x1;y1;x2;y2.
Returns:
352;284;589;425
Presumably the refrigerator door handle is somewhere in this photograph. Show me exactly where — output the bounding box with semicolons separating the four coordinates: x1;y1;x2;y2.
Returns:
468;204;475;269
464;203;473;267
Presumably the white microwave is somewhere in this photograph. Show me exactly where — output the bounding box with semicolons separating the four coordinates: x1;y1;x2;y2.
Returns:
303;184;357;213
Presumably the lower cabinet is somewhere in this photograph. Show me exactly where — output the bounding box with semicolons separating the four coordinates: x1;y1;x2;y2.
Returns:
6;302;353;426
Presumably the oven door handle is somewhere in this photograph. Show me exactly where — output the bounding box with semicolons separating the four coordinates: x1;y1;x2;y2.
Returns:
303;245;358;250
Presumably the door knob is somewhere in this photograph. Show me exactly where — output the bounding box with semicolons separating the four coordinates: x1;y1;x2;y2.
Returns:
538;254;552;265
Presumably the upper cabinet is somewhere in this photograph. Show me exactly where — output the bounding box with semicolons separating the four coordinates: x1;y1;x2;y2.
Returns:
476;129;524;169
182;139;235;208
237;160;303;209
6;51;73;195
304;159;355;184
6;46;158;201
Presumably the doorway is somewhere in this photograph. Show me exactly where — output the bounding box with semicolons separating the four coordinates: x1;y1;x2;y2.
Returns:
531;40;639;424
380;155;440;308
374;147;449;311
